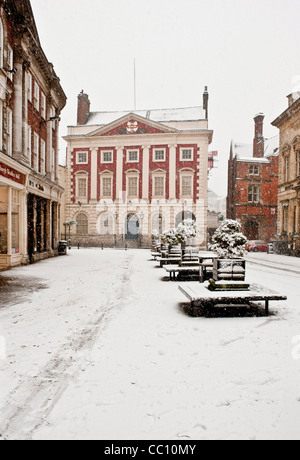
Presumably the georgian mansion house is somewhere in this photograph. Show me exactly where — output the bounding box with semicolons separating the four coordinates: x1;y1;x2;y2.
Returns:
63;88;213;248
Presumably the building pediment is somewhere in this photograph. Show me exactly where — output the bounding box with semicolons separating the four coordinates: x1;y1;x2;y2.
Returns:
87;113;178;138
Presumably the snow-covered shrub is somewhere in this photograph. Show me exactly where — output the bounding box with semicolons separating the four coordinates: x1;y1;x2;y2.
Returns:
151;229;159;240
176;219;198;244
209;219;247;259
161;228;178;246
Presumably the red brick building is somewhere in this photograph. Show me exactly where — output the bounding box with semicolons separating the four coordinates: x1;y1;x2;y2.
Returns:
63;89;213;248
227;114;279;242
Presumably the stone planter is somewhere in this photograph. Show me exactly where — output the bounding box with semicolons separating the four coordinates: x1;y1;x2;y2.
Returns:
213;258;246;282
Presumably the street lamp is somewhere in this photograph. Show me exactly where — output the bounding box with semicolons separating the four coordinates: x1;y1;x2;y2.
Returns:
113;211;118;248
64;220;77;250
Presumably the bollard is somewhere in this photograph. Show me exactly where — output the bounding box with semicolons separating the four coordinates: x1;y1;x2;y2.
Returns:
101;243;104;250
125;243;127;251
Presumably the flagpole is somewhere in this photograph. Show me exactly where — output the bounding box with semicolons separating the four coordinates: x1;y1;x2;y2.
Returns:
134;58;136;111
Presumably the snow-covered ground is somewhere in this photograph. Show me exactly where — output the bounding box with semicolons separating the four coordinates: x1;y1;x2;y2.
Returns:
0;249;299;440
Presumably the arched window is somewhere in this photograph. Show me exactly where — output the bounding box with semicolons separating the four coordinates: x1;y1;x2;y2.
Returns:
76;213;88;235
175;211;196;227
97;213;114;235
151;212;165;234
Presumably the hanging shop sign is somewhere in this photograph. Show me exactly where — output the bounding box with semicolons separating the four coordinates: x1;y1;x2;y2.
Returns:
0;161;26;185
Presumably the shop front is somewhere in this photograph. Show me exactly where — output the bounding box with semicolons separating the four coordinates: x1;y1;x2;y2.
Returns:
0;157;28;270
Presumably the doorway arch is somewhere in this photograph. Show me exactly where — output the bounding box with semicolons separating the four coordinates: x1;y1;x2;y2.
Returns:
244;220;259;240
125;213;140;240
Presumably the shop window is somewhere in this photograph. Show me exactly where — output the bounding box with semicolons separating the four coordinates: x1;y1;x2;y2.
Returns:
11;190;20;254
0;186;7;254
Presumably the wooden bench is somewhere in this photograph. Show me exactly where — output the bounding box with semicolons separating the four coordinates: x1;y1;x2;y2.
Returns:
157;257;181;267
178;283;287;316
164;265;200;281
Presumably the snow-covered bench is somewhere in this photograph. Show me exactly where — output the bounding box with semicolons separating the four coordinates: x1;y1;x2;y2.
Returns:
179;283;287;316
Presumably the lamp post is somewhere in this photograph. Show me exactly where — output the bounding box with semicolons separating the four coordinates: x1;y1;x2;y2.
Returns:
64;220;77;250
113;211;118;248
140;211;144;248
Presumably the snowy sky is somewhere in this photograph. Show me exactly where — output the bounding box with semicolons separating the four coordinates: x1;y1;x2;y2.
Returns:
30;0;300;196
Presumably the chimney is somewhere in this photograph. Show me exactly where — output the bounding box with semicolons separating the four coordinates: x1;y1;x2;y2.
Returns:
203;86;209;119
253;113;265;158
77;90;90;125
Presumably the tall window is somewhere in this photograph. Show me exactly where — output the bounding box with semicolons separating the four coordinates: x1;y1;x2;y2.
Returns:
181;175;193;197
128;176;138;197
27;126;32;159
40;140;46;175
6;109;12;157
41;93;46;119
27;72;32;102
248;185;259;203
297;150;300;177
101;176;113;198
77;177;87;198
34;82;40;111
7;45;13;80
153;176;165;197
76;214;88;235
283;206;288;233
285;156;290;182
33;133;39;171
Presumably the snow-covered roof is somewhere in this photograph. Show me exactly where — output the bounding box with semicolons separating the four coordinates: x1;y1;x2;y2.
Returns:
85;106;205;126
232;135;279;163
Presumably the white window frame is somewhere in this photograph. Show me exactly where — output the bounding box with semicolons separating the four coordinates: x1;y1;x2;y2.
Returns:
180;173;194;198
285;155;290;182
41;92;46;119
34;81;40;111
248;184;260;203
40;139;46;175
126;173;139;198
27;125;32;159
126;149;139;163
101;150;113;164
180;147;194;162
6;108;12;157
153;148;166;162
101;174;113;199
76;151;88;165
75;173;89;201
27;72;32;102
7;45;13;81
33;132;39;171
249;164;259;176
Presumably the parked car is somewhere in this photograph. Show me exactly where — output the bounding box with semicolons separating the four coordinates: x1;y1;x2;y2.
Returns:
245;240;268;252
